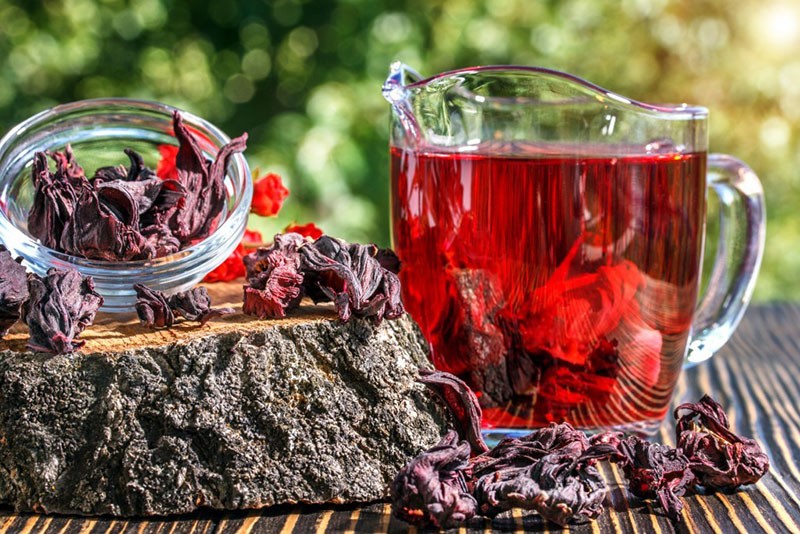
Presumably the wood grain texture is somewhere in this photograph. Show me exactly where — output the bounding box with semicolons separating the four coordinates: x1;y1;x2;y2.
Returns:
0;282;337;354
1;303;799;533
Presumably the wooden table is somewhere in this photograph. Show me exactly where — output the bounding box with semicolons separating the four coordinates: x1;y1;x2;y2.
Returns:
2;304;799;533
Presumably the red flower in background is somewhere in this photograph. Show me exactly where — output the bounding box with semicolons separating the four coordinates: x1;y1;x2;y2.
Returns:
284;222;323;240
203;229;264;282
251;172;289;217
156;144;179;180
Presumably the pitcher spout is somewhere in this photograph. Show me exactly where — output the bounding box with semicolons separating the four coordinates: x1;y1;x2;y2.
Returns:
384;61;423;147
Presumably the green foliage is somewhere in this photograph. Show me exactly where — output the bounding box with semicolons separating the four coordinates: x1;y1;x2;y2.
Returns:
0;0;796;300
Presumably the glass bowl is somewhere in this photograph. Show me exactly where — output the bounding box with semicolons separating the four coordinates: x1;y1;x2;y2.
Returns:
0;98;252;312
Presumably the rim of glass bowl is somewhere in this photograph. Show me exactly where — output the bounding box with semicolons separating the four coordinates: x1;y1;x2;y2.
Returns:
0;98;252;281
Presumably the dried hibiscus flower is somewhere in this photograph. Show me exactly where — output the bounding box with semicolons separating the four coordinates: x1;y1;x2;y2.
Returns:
0;246;29;338
675;395;769;490
390;430;477;529
418;369;489;455
242;233;305;318
610;435;695;522
298;235;404;323
134;284;233;329
473;447;608;526
242;233;404;324
22;268;103;354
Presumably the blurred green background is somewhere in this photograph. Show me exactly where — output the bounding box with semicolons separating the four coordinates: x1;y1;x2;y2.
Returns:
0;0;797;300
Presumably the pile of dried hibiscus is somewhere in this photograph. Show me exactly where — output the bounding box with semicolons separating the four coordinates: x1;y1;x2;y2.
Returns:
393;370;770;528
28;111;246;261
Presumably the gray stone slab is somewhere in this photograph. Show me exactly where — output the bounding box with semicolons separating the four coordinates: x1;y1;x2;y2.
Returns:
0;314;447;516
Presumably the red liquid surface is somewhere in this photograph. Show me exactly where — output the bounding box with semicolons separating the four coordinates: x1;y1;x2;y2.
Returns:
391;146;707;430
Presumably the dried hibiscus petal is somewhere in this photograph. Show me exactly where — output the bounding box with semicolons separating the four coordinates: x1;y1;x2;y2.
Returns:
418;369;489;455
28;151;84;251
470;422;590;478
0;246;29;337
22;268;103;354
135;284;232;328
390;430;477;529
167;111;248;245
674;395;769;490
134;284;174;329
170;287;234;325
612;436;695;522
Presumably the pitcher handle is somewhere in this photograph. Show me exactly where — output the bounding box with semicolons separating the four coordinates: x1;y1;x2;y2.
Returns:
685;154;766;366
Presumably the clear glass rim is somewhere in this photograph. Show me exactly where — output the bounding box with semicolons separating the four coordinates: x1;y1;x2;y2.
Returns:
0;97;252;272
403;65;709;120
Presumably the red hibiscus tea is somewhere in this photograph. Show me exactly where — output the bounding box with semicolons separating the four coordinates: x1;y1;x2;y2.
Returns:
391;145;707;432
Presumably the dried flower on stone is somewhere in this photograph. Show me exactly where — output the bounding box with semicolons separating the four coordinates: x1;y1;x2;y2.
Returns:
418;369;489;455
241;233;404;324
298;235;404;324
134;284;232;329
22;268;103;354
675;395;769;490
391;431;477;529
284;222;323;240
170;286;234;325
242;233;305;318
0;246;29;338
134;284;175;329
612;436;695;522
251;172;289;217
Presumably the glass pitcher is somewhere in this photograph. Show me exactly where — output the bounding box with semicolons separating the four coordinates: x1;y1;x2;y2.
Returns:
383;62;765;436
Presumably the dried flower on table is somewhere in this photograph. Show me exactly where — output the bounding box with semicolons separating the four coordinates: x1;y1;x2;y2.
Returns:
675;395;769;490
418;369;489;455
0;246;29;338
471;422;590;477
611;435;695;522
390;430;477;529
473;446;608;526
134;284;232;329
22;268;103;354
251;172;289;217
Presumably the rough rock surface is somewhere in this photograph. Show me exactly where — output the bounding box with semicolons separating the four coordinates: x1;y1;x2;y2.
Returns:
0;311;448;516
